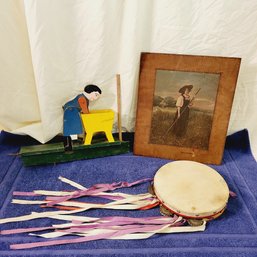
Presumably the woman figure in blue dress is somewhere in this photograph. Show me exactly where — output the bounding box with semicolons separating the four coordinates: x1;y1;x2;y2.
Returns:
63;84;102;150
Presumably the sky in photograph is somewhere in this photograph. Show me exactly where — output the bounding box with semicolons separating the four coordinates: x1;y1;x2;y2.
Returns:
154;69;220;111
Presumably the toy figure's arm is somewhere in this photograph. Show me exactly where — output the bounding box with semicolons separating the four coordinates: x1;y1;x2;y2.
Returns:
78;96;89;114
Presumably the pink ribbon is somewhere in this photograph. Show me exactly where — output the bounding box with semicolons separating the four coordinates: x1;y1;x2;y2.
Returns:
229;191;237;198
12;191;39;196
0;226;53;235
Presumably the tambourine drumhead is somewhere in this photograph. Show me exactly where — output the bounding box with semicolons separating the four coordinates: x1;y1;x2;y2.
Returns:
154;161;229;219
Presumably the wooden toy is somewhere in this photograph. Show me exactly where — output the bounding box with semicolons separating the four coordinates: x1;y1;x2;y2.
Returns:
19;75;130;166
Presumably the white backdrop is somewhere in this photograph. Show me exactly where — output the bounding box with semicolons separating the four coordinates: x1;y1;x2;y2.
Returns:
1;0;257;158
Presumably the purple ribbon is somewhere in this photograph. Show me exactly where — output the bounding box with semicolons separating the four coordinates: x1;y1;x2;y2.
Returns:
10;223;169;250
1;216;180;236
46;178;152;207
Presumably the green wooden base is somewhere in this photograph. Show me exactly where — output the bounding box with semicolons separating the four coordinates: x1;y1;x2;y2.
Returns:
20;141;130;166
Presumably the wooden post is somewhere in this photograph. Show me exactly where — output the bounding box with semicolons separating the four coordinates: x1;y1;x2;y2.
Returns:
116;74;122;141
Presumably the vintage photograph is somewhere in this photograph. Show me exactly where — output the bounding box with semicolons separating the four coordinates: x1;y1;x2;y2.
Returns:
149;70;220;150
134;53;241;164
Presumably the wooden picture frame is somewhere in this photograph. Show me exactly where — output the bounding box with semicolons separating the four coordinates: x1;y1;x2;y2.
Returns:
134;53;241;164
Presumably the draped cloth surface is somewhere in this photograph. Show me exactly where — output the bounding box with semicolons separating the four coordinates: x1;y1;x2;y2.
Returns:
0;130;257;256
1;0;257;158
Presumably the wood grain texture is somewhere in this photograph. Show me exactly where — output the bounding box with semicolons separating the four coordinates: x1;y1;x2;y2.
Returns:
134;53;241;165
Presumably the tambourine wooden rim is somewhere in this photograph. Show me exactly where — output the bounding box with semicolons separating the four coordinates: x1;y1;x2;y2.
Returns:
153;160;229;220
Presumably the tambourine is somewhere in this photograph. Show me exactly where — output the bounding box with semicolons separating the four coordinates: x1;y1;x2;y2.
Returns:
151;160;229;225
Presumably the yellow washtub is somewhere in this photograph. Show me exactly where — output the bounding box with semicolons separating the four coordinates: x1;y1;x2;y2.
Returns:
81;109;115;145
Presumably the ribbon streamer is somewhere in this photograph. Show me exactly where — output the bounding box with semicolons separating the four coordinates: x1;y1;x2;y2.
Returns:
5;216;205;249
0;176;206;250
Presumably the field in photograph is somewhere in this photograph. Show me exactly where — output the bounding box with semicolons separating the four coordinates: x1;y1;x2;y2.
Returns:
149;107;213;150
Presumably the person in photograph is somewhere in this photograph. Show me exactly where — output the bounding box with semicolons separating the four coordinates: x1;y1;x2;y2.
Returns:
172;84;193;137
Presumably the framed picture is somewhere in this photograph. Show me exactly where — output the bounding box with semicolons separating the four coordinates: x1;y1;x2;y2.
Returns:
134;53;241;164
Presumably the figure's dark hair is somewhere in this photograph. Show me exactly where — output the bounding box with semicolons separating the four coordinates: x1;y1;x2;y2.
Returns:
84;84;102;94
